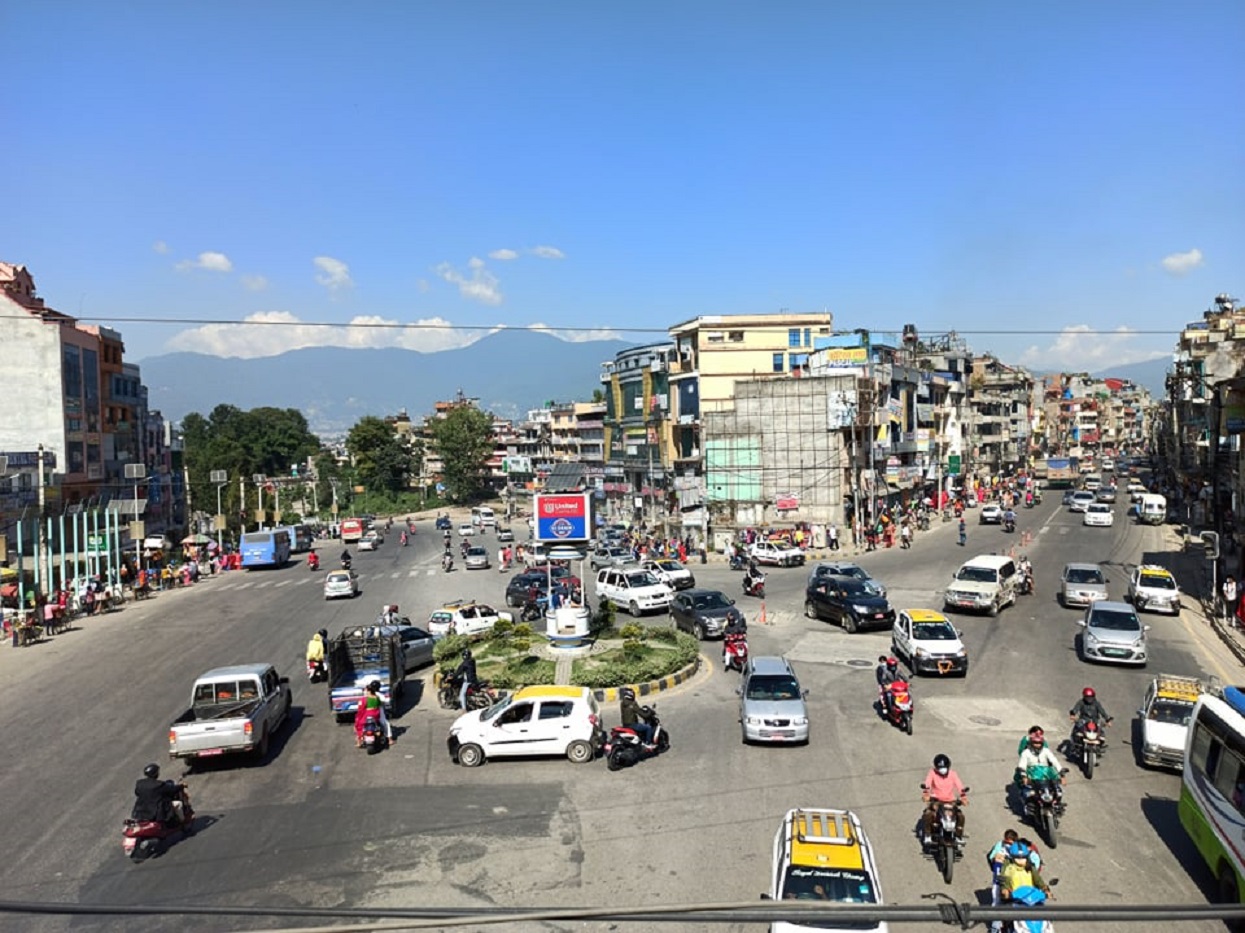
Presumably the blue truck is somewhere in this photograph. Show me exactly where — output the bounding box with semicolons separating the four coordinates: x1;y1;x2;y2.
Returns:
328;625;406;721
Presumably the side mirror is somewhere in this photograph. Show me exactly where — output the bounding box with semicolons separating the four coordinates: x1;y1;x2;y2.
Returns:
729;598;736;605
279;676;290;685
802;689;810;699
735;687;743;697
1076;620;1087;627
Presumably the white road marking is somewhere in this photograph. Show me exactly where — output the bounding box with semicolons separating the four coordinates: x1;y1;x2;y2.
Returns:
275;580;291;588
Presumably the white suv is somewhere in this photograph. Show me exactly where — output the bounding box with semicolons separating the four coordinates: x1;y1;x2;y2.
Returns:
943;554;1019;617
595;567;673;616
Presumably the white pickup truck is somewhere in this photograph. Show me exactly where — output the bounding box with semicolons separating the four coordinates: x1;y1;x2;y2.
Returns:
168;664;292;763
748;540;806;567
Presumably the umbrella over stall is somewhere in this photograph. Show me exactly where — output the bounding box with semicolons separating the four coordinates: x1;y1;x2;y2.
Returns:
181;534;217;547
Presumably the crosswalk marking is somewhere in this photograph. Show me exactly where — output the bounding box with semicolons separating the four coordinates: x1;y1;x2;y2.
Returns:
236;582;254;590
275;580;291;588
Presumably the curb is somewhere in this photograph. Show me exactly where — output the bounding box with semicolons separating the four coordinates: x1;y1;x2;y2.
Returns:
592;655;703;705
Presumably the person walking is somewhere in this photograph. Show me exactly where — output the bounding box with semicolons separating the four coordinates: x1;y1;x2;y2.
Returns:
958;517;967;547
828;523;839;551
1223;574;1239;626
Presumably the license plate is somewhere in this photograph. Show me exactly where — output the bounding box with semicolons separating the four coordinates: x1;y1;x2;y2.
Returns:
874;613;887;619
197;748;224;757
1102;648;1129;658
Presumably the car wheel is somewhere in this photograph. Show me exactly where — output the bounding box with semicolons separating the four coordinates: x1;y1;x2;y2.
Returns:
457;743;485;768
566;740;594;764
843;614;858;635
988;600;999;618
629;600;640;617
693;623;705;641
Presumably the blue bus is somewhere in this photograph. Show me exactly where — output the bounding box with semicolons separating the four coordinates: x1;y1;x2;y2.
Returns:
280;524;314;554
240;530;292;569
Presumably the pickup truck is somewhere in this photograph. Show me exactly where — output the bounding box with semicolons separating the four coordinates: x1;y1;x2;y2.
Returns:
749;540;805;567
328;625;406;721
168;664;292;762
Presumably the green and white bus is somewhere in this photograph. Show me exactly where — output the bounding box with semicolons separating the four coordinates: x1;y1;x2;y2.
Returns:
1180;687;1245;905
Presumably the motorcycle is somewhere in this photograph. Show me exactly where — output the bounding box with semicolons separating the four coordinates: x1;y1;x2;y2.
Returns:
882;680;914;735
605;704;669;770
122;784;195;861
1021;768;1069;849
1018;571;1034;596
743;572;766;599
1004;884;1056;932
917;513;931;532
722;632;749;673
1004;518;1016;533
359;716;389;755
340;557;352;571
1069;718;1107;779
438;674;498;711
306;658;327;683
400;533;408;547
442;554;454;573
307;553;320;572
520;596;547;623
919;786;969;884
728;553;747;571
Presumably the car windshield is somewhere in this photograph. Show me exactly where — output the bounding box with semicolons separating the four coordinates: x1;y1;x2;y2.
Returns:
781;866;877;905
913;621;957;640
1140;573;1176;590
625;571;661;587
480;696;513;722
656;560;681;571
611;548;631;557
1066;568;1105;585
836;579;873;597
955;566;998;583
467;547;487;556
1150;698;1195;725
817;565;866;581
1089;609;1141;632
328;572;349;582
1074;493;1094;501
1088;504;1110;513
692;592;731;611
746;675;802;701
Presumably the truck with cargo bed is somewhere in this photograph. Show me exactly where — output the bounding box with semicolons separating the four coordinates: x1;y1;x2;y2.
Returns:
328;624;406;721
168;664;292;762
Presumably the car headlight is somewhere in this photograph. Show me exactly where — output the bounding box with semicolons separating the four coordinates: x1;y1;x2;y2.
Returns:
792;716;809;726
745;716;765;726
1086;632;1099;647
914;648;929;658
954;649;967;658
854;604;873;615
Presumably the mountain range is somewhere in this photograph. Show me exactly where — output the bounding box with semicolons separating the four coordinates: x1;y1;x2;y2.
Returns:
1091;357;1170;397
139;330;633;433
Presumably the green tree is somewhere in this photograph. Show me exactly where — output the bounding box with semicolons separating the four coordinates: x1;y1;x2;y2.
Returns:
346;416;412;494
429;406;494;502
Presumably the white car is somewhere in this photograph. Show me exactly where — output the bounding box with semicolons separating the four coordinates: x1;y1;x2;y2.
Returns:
458;523;475;537
765;808;885;927
595;567;673;616
640;558;695;590
891;609;968;676
323;569;359;599
748;540;806;567
1083;503;1115;527
448;685;603;767
427;601;513;638
357;537;377;552
1069;491;1096;513
1127;565;1181;615
1139;674;1203;769
979;504;1003;524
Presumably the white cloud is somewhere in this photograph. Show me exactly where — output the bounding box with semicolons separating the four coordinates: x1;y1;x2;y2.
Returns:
1018;325;1170;371
152;240;169;254
313;255;353;291
163;311;482;359
436;257;503;305
529;245;565;260
176;251;233;272
488;248;519;261
527;322;624;343
241;274;269;292
1161;248;1204;275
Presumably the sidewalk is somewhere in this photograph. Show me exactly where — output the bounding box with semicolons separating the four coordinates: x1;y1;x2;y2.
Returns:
704;513;965;564
1160;524;1245;667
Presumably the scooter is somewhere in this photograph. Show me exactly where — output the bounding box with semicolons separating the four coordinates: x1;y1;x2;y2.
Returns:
882;680;914;735
722;632;749;672
1069;718;1107;779
743;572;766;599
306;658;327;683
605;704;669;770
340;557;352;571
308;553;320;572
438;674;497;711
919;785;969;884
729;553;747;571
442;554;454;573
359;717;389;755
122;784;195;861
1018;571;1034;596
400;533;408;547
1004;518;1016;533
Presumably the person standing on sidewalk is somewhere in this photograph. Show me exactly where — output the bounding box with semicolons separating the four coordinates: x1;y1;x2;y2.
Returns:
1223;575;1239;625
829;523;839;551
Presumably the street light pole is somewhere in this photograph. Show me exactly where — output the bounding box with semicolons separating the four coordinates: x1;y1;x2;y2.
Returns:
253;474;266;530
36;444;50;598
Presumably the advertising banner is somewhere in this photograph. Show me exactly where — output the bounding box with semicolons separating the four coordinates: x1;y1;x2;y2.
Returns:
534;493;590;542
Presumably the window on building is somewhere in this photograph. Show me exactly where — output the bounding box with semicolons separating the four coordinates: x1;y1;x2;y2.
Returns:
789;353;809;371
789;328;801;348
772;353;784;373
728;331;744;342
63;346;82;400
706;331;724;343
804;327;811;347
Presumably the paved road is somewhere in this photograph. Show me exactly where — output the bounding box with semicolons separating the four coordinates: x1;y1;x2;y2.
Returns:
0;501;1235;932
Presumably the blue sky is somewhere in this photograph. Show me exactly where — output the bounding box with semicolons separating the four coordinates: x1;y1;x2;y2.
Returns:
4;1;1242;372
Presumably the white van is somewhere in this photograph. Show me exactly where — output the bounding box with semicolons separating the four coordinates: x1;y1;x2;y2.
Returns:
1138;493;1167;526
471;506;497;528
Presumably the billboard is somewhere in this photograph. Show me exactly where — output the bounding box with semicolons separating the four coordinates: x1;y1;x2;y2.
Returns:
533;493;590;542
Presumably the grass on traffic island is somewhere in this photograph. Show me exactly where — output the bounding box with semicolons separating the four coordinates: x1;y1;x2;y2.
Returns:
432;601;699;691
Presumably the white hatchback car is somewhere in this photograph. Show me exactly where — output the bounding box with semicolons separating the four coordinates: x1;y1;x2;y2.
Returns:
447;685;603;767
427;601;513;638
1069;491;1096;513
1083;503;1115;527
323;569;359;600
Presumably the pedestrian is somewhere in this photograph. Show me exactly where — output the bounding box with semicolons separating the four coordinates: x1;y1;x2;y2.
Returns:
958;518;967;547
828;523;839;551
1223;575;1239;625
901;522;912;549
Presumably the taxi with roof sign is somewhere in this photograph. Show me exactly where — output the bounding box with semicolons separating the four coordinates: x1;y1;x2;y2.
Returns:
763;807;886;932
1138;673;1204;769
891;609;968;676
427;600;513;639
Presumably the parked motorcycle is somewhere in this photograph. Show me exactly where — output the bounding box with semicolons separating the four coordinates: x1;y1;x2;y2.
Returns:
919;785;969;884
438;674;498;711
743;572;766;599
307;553;320;572
1021;768;1069;848
722;632;749;673
1069;718;1107;779
122;784;195;861
883;680;914;735
605;704;669;770
359;717;389;755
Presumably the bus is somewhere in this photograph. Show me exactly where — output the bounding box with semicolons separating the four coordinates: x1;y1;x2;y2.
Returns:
280;524;314;554
1180;687;1245;905
240;529;292;569
340;518;364;544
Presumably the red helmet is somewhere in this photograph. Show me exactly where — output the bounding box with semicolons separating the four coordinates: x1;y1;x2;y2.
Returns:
1082;687;1096;700
886;657;898;670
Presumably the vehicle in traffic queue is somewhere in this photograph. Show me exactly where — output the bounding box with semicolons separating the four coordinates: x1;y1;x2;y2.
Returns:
891;609;967;676
505;570;550;607
640;558;695;590
458;523;475;537
1137;493;1168;525
1096;484;1118;503
1138;673;1203;769
1127;479;1148;501
763;808;885;931
496;527;515;543
464;546;490;570
669;588;744;640
1127;565;1182;614
595;566;673;616
1082;474;1103;492
808;562;887;598
323;568;360;600
357;536;377;552
749;539;806;568
1068;490;1096;513
447;685;603;768
738;656;810;745
1078;600;1149;666
979;503;1004;524
1083;502;1115;527
590;545;635;570
435;514;453;531
427;600;513;638
168;665;292;762
1060;562;1109;608
942;554;1019;617
803;575;894;634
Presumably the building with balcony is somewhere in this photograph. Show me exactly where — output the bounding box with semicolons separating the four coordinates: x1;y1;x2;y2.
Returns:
600;342;678;525
965;355;1034;474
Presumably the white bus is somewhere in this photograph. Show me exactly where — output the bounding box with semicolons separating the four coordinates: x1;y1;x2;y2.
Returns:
471;506;497;528
1180;687;1245;905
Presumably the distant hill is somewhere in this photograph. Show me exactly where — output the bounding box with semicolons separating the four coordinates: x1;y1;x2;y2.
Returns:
1092;356;1171;397
139;331;633;432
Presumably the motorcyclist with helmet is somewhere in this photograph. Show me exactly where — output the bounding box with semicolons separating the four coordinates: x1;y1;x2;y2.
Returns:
921;753;968;843
744;558;764;595
619;686;655;747
998;840;1050;903
876;655;901;717
1016;726;1066;793
340;549;352;569
453;648;478;711
1069;686;1112;737
132;763;190;829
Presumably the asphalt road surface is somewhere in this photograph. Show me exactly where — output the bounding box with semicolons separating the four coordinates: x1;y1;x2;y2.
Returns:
0;501;1236;932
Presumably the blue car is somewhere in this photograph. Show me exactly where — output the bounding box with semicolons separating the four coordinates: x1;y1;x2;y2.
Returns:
435;514;453;531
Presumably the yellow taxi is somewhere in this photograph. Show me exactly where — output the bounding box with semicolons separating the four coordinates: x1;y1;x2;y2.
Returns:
765;808;886;932
1139;673;1203;769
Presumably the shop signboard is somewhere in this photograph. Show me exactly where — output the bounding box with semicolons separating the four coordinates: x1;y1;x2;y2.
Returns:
533;493;590;542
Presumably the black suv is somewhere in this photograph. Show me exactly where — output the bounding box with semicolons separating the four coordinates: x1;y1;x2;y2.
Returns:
804;576;895;634
670;589;744;640
505;571;550;607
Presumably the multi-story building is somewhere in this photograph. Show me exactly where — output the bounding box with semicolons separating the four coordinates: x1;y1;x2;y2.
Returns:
600;342;678;524
965;355;1034;475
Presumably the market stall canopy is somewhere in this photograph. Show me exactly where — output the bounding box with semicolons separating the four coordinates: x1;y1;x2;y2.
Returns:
181;534;217;547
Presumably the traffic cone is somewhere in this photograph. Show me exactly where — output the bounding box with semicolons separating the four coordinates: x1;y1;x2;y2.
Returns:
760;602;768;625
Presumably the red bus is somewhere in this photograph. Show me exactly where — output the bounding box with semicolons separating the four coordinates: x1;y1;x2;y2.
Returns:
340;518;364;544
